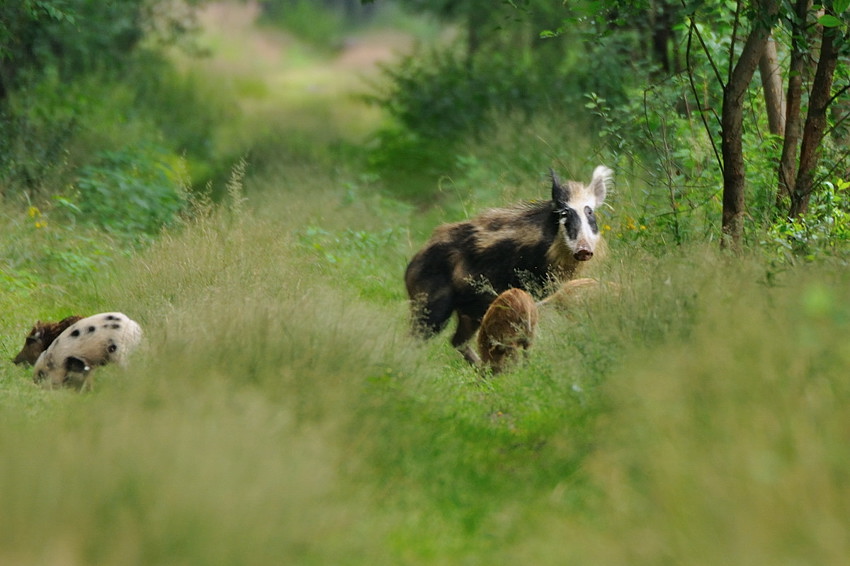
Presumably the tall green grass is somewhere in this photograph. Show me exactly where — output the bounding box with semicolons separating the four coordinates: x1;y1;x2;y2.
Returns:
2;157;848;563
523;261;850;565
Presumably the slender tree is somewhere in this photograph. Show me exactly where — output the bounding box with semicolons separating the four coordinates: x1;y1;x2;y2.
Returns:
720;0;781;251
789;9;845;216
759;34;786;136
776;0;813;208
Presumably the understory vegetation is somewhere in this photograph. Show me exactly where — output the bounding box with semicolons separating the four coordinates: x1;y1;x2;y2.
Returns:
1;1;849;564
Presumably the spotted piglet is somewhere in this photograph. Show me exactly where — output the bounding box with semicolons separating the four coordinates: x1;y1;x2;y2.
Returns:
33;312;142;391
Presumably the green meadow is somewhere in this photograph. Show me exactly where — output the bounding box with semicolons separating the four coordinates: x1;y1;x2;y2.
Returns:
2;4;849;565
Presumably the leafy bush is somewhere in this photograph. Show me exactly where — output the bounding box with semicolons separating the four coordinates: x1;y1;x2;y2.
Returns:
363;22;654;204
0;0;203;96
763;178;850;264
0;90;78;200
74;145;188;239
584;82;722;249
365;44;578;201
0;68;147;199
0;2;231;208
370;47;524;142
0;53;234;203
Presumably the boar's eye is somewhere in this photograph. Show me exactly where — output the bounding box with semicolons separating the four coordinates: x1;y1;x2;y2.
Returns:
562;207;580;240
584;206;599;233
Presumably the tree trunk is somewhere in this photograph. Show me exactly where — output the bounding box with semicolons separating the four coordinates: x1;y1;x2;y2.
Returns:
776;0;812;206
466;0;489;63
759;35;785;136
720;0;780;251
650;0;680;73
789;23;840;217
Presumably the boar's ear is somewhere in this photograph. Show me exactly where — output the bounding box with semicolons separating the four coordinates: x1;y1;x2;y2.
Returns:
29;327;44;342
65;356;91;375
589;165;612;206
550;169;569;209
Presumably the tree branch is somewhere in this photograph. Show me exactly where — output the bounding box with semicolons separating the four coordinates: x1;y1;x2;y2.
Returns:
685;20;724;174
684;8;726;89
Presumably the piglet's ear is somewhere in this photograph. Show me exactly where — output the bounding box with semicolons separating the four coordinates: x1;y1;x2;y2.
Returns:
589;165;612;207
550;168;569;208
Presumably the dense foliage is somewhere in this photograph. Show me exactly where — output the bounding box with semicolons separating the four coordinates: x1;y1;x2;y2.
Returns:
0;0;222;203
366;0;850;261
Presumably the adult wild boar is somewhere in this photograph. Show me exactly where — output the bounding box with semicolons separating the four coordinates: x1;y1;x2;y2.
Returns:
405;165;611;363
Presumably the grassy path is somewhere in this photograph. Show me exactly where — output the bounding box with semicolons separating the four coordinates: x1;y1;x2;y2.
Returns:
189;1;417;149
1;4;850;565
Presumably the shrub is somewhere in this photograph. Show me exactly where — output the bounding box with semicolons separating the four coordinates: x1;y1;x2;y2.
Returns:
363;26;653;204
0;54;232;203
763;177;850;265
368;44;559;145
74;144;188;239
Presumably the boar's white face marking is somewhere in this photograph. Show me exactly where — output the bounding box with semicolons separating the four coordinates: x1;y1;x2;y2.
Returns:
552;165;611;261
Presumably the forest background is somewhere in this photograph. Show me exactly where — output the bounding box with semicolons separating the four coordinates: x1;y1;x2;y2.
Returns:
0;0;849;564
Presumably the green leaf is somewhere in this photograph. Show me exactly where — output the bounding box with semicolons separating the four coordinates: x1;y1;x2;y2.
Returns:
818;14;842;27
834;0;850;14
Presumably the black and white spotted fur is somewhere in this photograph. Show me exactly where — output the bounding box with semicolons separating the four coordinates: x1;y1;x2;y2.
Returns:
33;312;142;390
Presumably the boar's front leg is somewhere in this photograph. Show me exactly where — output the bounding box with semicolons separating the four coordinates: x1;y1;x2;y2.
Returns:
452;313;481;365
